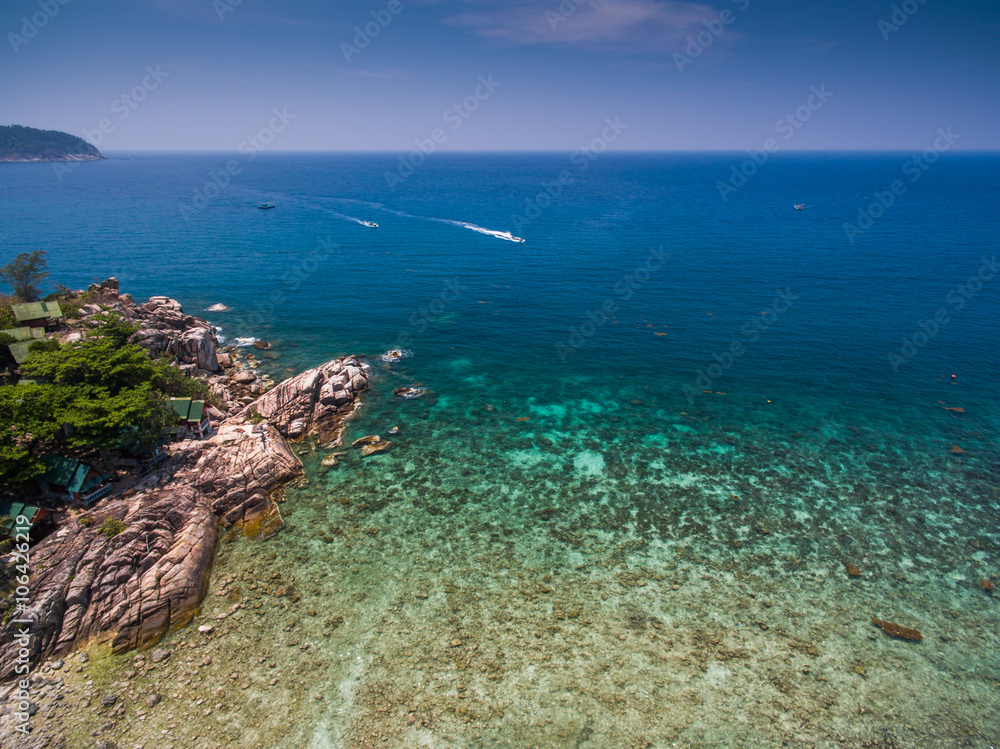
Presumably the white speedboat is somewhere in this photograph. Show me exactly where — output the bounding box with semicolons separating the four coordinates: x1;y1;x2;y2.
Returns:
361;220;378;228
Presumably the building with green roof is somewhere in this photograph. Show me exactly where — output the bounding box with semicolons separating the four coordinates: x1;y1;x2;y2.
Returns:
4;326;46;341
170;398;211;439
2;327;51;368
11;300;64;329
0;499;53;538
39;455;112;506
7;340;37;366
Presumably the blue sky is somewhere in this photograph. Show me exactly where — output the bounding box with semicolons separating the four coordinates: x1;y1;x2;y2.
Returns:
2;0;997;150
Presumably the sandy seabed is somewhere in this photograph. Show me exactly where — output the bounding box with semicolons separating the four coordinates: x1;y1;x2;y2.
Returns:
10;379;1000;749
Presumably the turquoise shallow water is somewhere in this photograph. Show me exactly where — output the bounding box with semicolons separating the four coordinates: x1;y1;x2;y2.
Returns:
2;153;1000;746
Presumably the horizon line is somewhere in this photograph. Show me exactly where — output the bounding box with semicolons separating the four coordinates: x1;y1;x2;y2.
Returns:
93;148;1000;155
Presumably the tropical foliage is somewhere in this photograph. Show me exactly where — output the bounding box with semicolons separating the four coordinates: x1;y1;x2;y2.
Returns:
0;250;49;301
0;313;181;488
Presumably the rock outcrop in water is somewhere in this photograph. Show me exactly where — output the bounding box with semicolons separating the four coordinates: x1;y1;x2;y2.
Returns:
0;347;368;679
245;358;368;443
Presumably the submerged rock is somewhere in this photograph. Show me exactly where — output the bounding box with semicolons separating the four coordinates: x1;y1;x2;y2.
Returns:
394;386;426;399
150;649;170;664
380;349;410;362
360;440;391;457
870;616;923;641
352;435;381;447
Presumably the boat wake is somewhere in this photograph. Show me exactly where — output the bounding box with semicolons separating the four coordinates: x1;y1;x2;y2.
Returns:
310;199;521;241
326;210;378;227
377;208;524;242
445;221;525;243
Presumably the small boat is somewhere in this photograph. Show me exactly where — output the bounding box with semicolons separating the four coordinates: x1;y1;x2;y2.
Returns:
258;202;275;210
794;204;805;210
361;220;378;228
496;231;526;243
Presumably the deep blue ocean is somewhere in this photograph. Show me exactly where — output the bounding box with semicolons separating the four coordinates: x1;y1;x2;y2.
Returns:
3;153;1000;746
4;153;998;417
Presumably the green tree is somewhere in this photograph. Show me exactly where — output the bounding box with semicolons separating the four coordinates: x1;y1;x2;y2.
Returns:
0;250;49;301
0;294;14;328
0;313;177;488
153;358;211;400
24;319;155;393
60;384;171;451
86;312;139;347
0;383;65;485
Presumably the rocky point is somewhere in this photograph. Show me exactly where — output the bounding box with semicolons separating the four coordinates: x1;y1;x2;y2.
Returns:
0;281;369;679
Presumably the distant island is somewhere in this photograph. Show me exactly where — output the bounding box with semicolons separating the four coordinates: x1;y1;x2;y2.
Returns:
0;124;104;163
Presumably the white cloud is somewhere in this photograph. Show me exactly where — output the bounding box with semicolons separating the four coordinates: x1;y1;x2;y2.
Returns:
442;0;727;51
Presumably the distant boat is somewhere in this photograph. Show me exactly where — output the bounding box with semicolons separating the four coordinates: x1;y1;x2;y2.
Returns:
794;204;805;210
495;231;525;243
361;220;378;228
258;202;275;210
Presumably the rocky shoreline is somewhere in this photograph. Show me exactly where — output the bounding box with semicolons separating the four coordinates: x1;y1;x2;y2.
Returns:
0;282;369;685
0;154;104;164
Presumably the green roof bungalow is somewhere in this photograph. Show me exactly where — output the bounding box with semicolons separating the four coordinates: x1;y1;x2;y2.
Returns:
170;398;211;439
39;455;112;506
5;326;46;341
0;499;54;539
12;300;64;330
8;340;39;366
